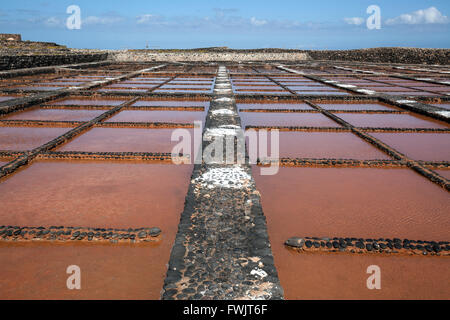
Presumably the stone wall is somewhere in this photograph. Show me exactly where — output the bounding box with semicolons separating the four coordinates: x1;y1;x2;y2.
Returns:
109;49;310;62
305;47;450;65
108;47;450;65
0;53;108;70
0;34;21;41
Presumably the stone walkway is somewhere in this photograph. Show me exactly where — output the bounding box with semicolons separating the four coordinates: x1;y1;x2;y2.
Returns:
161;66;284;300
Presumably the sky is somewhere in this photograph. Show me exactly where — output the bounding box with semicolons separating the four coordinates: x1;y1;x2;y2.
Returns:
0;0;449;50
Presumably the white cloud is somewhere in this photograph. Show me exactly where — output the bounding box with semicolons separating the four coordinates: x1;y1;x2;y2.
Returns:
44;16;62;27
83;15;124;26
344;17;365;25
386;7;449;25
136;14;156;24
250;17;267;26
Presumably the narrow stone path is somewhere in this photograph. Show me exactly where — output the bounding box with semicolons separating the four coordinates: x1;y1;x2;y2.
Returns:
161;66;284;300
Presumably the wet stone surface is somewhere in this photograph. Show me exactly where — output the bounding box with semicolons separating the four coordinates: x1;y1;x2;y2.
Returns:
0;225;161;244
285;236;450;256
162;66;283;300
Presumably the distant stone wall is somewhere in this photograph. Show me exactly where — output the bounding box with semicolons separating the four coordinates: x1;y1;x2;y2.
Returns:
0;53;108;70
306;47;450;65
109;50;311;62
0;34;21;41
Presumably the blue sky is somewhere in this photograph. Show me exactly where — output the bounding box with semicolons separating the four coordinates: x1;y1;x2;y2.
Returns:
0;0;449;49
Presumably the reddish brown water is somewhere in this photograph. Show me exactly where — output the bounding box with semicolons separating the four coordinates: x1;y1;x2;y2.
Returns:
233;81;276;84
154;89;210;93
0;162;192;229
288;86;337;91
160;85;212;89
317;102;399;111
98;88;148;92
132;100;209;108
296;91;351;95
411;86;450;91
271;250;449;299
234;86;282;90
14;86;63;91
57;128;196;154
371;132;450;161
434;169;450;180
252;166;450;299
4;109;105;121
106;110;206;124
107;83;157;89
0;243;167;299
359;86;417;92
0;127;70;150
50;99;127;106
383;92;438;96
237;103;314;110
0;162;193;299
259;132;392;159
236;91;291;95
337;113;449;129
39;82;86;86
240;112;341;128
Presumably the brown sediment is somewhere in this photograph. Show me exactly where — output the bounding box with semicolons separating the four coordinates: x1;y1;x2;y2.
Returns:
49;98;127;106
252;166;450;298
131;99;209;108
287;86;336;91
0;241;170;299
236;91;291;95
433;169;450;180
0;126;71;150
160;85;212;89
2;108;105;122
296;91;351;95
240;112;342;129
317;102;400;111
371;132;450;161
256;131;392;159
105;110;206;124
237;102;314;110
0;162;193;228
385;92;439;96
253;166;449;240
107;83;158;89
274;250;450;299
337;113;449;129
98;88;148;92
56;127;197;154
12;86;63;91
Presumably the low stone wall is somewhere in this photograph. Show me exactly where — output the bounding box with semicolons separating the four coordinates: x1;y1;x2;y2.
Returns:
109;49;310;62
306;47;450;65
285;237;449;256
0;53;108;70
0;225;161;244
108;47;450;64
0;34;21;41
